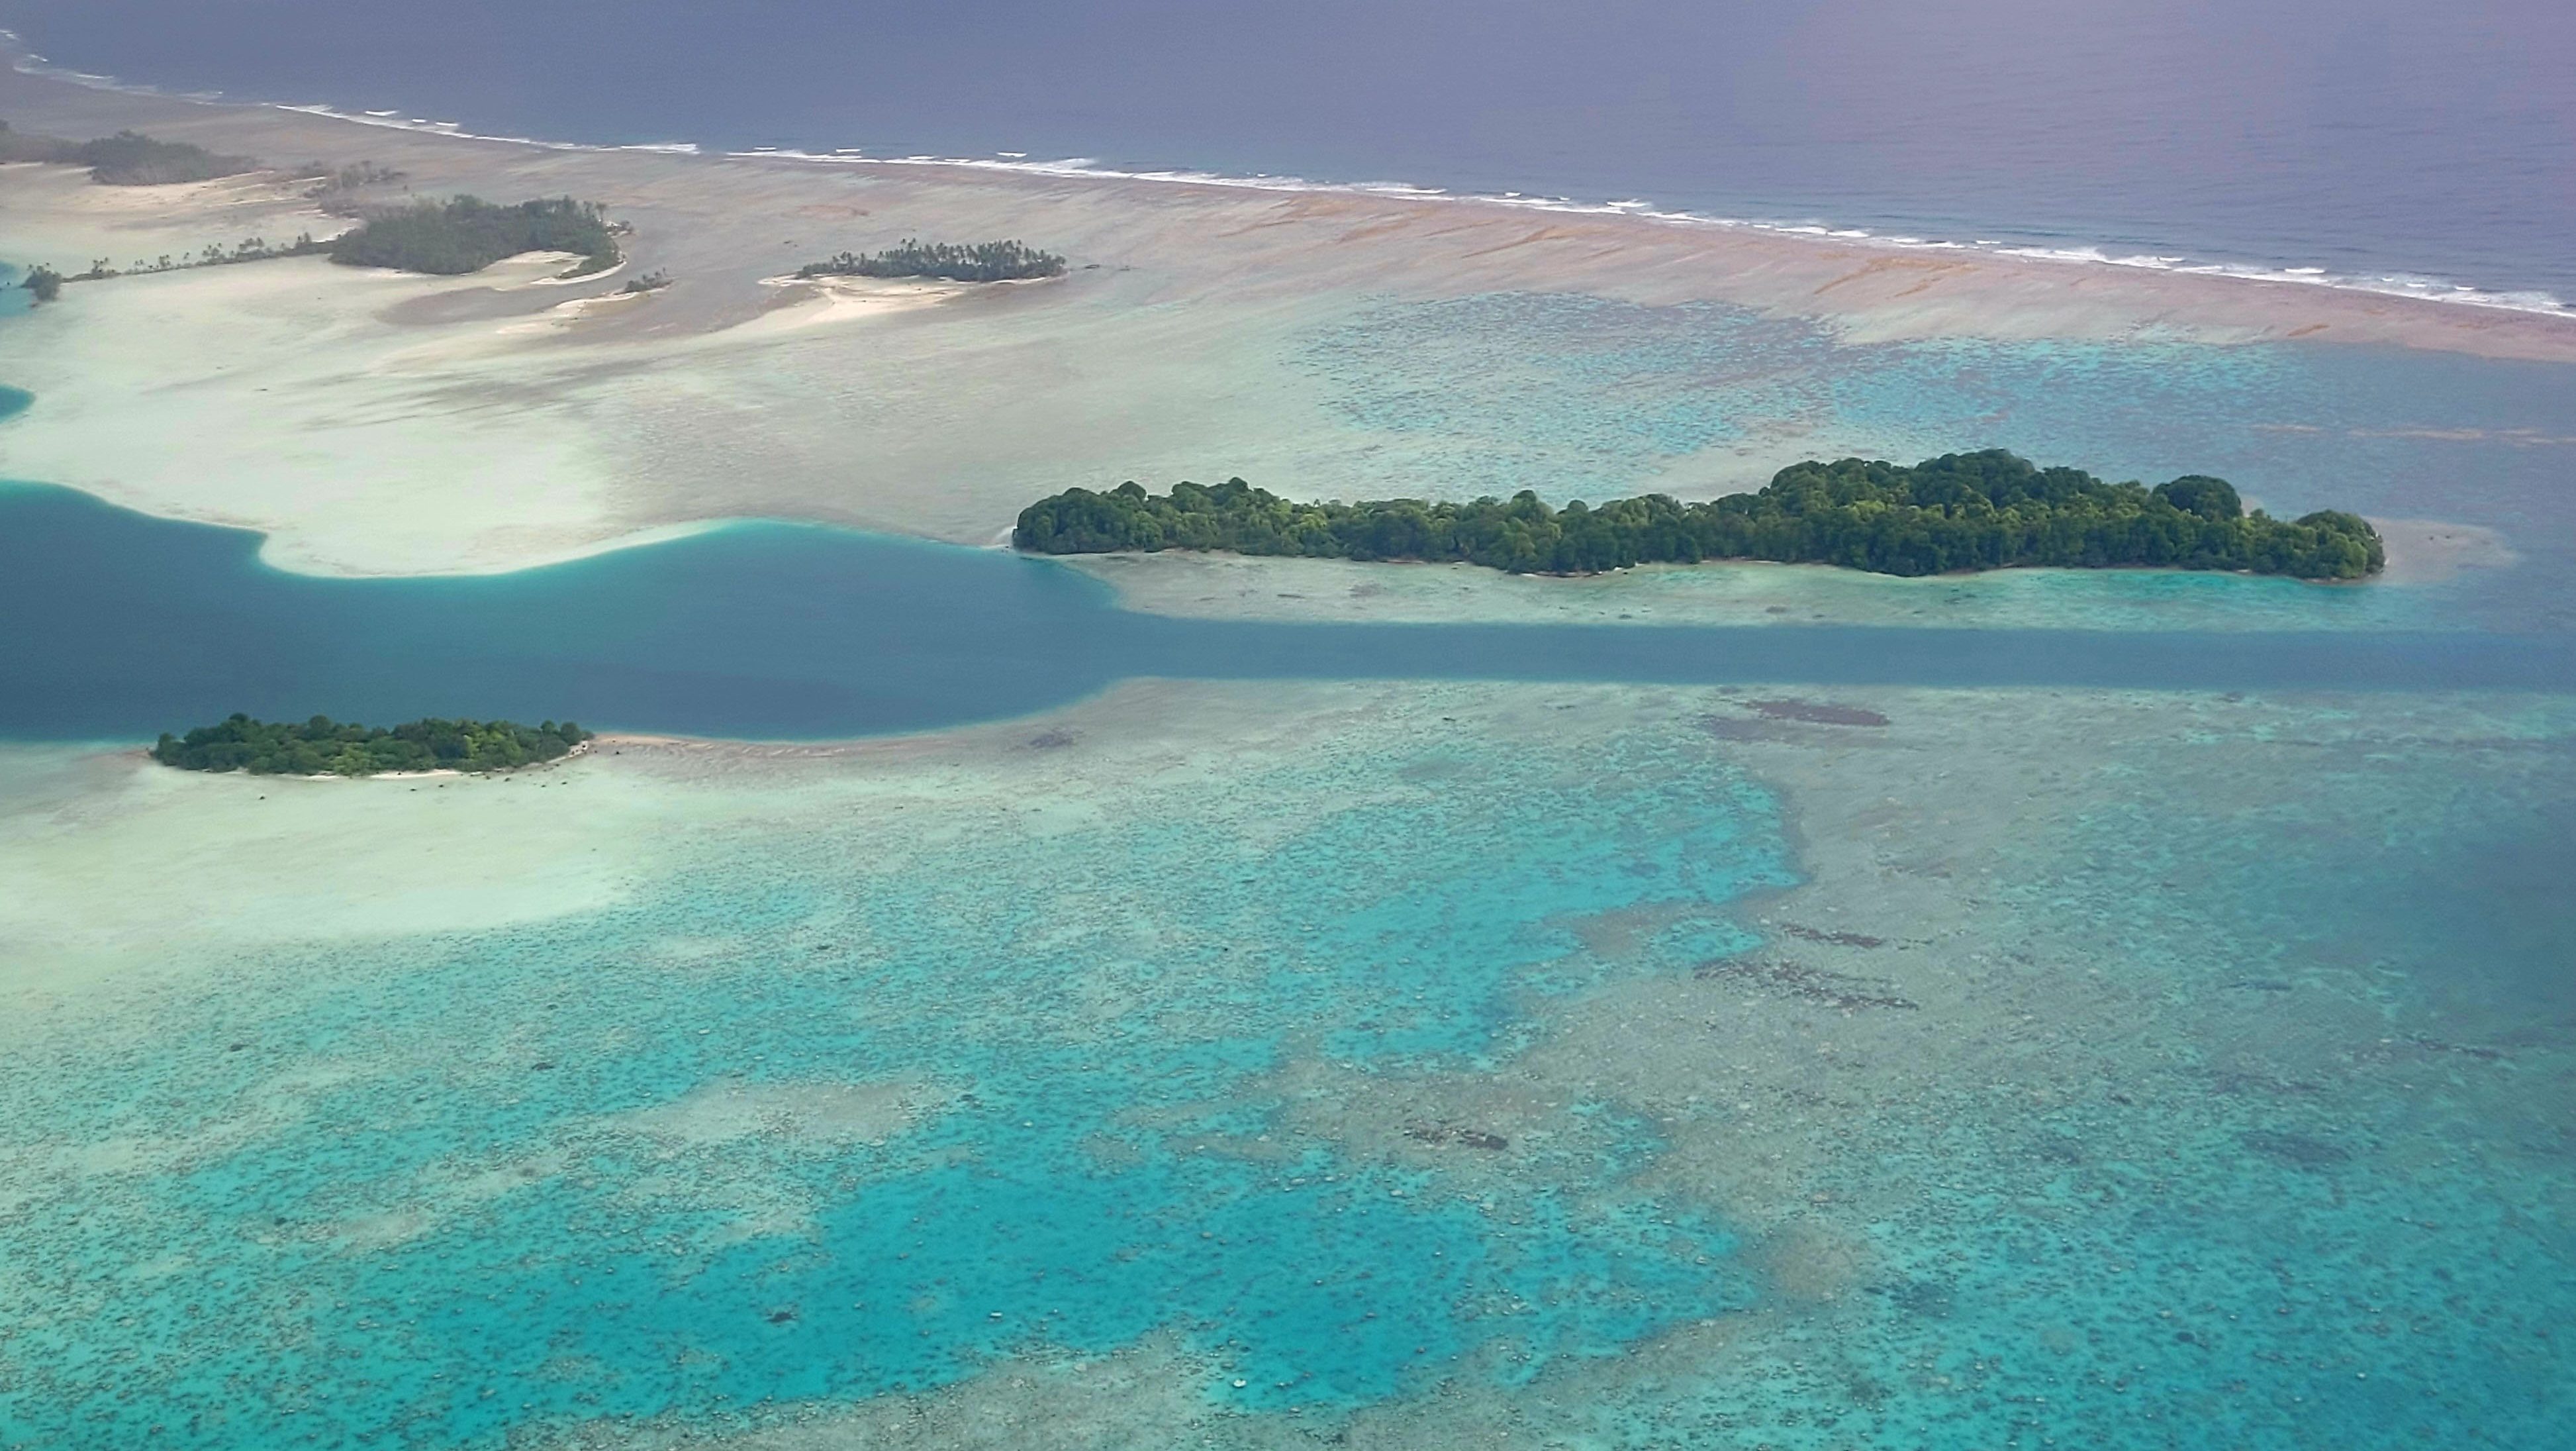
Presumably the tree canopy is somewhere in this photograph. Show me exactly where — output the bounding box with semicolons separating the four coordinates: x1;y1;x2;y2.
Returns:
327;197;618;275
1014;451;2385;580
0;123;258;183
152;715;593;776
795;238;1066;283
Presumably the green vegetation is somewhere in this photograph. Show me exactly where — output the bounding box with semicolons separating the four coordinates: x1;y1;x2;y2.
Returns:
796;238;1066;283
152;715;593;776
326;197;618;276
75;130;258;185
23;236;328;298
0;120;66;164
299;160;410;217
620;269;673;294
68;234;326;283
0;123;258;183
1014;451;2386;580
298;159;406;194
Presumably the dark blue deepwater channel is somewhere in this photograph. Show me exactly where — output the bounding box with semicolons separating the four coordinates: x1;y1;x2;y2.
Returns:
3;479;2571;744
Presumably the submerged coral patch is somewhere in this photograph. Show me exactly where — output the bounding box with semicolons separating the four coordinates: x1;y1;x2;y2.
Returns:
0;711;1787;1446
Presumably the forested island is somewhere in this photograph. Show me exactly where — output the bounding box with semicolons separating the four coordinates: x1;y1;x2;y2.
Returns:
152;715;592;776
1014;451;2385;580
0;122;258;184
327;197;620;276
19;266;61;304
796;239;1066;283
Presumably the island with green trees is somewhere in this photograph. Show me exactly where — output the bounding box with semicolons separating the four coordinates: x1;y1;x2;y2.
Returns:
1014;451;2385;580
0;122;258;184
19;265;62;304
152;715;593;777
63;234;328;284
327;197;620;277
299;159;406;205
796;238;1066;283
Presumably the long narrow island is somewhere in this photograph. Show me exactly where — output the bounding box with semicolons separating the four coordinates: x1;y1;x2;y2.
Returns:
327;196;621;277
152;715;591;777
794;238;1065;282
1014;450;2385;579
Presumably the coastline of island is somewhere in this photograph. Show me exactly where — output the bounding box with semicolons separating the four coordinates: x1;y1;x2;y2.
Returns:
152;714;592;777
1016;453;2385;581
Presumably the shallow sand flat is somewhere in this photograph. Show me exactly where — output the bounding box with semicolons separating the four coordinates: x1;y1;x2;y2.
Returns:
5;63;2576;576
1071;545;2468;632
0;742;665;997
0;160;334;274
0;254;653;572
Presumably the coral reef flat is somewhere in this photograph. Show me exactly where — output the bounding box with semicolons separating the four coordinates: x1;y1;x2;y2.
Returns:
2;680;2569;1447
1;63;2573;628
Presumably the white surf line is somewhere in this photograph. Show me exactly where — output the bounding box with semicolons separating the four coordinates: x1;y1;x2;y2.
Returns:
6;30;2565;321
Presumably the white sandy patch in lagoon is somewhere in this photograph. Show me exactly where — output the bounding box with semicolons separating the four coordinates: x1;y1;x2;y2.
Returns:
0;744;673;997
0;254;634;575
0;162;338;275
741;272;977;332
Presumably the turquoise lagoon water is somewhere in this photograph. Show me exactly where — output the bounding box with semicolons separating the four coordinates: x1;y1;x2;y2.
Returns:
0;717;1790;1446
4;687;2572;1448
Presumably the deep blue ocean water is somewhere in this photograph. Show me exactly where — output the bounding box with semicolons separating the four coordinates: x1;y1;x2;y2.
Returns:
3;0;2571;306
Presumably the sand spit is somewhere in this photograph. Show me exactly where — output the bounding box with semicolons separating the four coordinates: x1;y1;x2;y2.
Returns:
743;270;981;332
3;62;2575;577
0;742;657;997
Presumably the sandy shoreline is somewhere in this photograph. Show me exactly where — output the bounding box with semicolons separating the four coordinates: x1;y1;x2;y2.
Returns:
1063;521;2504;630
2;61;2574;580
